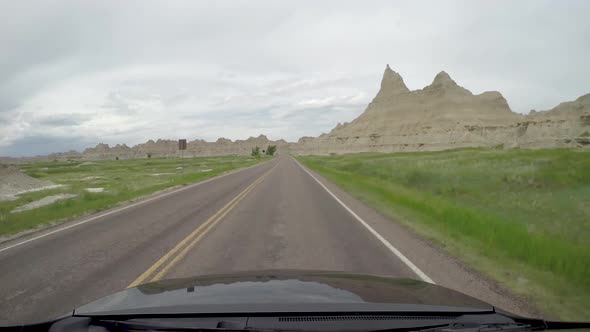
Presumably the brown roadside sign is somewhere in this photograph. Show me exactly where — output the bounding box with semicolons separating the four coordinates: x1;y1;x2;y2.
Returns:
178;139;187;150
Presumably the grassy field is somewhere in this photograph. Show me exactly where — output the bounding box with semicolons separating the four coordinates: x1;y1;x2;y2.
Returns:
297;149;590;320
0;155;265;237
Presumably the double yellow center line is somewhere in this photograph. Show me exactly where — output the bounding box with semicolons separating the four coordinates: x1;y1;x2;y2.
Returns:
127;164;277;288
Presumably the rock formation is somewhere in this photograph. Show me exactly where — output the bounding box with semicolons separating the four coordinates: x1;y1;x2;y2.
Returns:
3;64;588;163
47;135;290;160
292;65;589;154
515;94;590;148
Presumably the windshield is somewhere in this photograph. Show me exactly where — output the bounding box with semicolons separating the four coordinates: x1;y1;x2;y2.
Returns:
0;0;589;328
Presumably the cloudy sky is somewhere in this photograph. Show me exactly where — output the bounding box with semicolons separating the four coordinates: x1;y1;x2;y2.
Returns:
1;0;589;156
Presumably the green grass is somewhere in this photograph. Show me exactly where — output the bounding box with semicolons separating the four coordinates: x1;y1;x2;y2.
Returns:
297;148;590;320
0;155;266;236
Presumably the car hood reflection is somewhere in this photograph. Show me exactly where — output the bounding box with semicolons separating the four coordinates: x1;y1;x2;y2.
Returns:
76;270;492;315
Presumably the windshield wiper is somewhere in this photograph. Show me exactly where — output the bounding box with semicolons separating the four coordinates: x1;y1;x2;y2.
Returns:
371;322;535;332
373;320;590;332
94;319;271;332
95;320;534;332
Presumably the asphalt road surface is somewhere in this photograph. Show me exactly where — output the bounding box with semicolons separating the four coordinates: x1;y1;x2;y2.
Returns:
0;156;534;325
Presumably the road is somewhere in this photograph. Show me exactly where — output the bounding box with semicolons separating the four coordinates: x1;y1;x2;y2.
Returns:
0;156;533;325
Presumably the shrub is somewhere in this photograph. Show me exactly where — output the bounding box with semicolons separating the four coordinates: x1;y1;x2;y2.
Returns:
251;146;261;157
266;145;277;156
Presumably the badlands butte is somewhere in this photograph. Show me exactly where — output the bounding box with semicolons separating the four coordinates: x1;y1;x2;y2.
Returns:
10;65;590;161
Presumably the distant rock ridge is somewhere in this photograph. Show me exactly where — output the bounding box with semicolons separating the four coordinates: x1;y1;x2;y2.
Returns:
46;134;291;160
7;65;587;162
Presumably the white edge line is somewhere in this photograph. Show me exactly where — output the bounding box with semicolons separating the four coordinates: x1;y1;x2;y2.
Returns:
292;156;435;284
0;159;274;254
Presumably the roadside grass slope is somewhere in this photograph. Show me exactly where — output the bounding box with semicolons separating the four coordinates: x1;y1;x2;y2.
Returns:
0;155;264;236
297;148;590;320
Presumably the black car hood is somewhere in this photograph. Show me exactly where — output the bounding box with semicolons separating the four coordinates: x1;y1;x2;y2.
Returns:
75;270;493;316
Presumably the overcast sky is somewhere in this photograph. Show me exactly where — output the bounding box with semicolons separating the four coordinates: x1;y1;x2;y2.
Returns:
1;0;589;156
